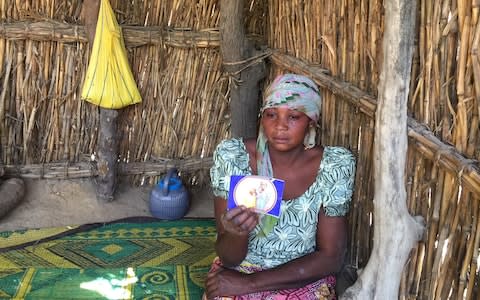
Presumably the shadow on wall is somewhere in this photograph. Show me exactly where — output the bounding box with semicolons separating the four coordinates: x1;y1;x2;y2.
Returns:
0;169;26;221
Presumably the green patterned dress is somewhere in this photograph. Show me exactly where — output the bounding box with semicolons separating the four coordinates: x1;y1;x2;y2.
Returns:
210;138;356;269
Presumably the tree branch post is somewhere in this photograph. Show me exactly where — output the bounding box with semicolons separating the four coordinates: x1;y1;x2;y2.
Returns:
220;0;265;138
81;0;119;202
342;0;425;298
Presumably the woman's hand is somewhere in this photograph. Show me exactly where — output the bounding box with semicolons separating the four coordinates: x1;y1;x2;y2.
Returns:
221;206;259;236
205;267;252;299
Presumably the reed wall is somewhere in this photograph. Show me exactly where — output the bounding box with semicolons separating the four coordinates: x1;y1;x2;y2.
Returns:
0;0;229;185
266;1;480;299
1;0;479;299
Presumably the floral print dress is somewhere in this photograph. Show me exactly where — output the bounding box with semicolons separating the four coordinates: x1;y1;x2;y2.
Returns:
207;138;356;299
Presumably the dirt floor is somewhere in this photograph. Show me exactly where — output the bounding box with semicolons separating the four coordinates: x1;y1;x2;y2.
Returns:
0;178;214;232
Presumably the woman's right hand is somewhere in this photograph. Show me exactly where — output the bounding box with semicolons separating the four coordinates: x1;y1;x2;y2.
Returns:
221;206;259;236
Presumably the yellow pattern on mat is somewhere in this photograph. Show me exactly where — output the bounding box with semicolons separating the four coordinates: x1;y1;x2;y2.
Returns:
0;226;78;248
81;0;142;109
14;268;35;299
176;265;190;300
0;219;216;299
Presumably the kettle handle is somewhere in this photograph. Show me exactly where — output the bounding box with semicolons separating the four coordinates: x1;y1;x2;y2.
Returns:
162;168;178;196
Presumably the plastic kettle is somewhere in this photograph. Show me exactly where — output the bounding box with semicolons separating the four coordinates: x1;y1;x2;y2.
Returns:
149;168;190;220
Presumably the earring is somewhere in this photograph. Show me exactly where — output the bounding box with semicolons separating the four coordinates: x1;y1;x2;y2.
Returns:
303;125;316;150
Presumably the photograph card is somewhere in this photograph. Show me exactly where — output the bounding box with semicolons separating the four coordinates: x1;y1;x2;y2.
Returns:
228;175;285;218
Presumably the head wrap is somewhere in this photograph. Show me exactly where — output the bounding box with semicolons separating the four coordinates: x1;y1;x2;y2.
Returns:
261;73;322;121
256;74;322;236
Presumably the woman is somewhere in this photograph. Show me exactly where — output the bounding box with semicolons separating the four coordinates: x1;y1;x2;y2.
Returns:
204;74;356;299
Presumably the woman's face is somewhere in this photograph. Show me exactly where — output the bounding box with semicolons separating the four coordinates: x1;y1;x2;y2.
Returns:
261;106;311;151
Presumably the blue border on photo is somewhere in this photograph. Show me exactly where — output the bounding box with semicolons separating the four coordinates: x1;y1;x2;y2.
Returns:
227;175;285;218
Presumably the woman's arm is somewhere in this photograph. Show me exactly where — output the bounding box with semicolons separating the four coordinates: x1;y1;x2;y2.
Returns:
246;210;347;291
208;209;347;296
213;196;259;267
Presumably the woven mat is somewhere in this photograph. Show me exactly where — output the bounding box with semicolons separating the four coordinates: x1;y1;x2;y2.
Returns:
0;218;216;299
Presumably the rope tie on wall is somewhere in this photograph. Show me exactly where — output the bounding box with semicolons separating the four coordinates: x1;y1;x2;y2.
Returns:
433;147;451;167
222;49;272;88
456;158;478;186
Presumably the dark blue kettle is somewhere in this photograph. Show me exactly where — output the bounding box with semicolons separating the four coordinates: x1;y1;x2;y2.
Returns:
149;168;190;220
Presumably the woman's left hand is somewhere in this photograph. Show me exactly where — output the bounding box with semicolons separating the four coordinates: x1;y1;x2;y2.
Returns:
204;266;252;299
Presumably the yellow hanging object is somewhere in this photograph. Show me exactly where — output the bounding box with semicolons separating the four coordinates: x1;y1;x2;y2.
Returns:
81;0;142;109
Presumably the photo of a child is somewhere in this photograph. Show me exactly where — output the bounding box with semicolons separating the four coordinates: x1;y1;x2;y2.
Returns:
232;176;277;214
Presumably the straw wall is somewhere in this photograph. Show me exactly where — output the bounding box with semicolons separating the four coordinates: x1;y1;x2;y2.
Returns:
0;0;230;184
1;0;480;299
267;1;479;299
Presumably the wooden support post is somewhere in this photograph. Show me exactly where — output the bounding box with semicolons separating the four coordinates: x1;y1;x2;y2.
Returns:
95;108;119;201
342;0;425;298
81;0;118;202
220;0;265;138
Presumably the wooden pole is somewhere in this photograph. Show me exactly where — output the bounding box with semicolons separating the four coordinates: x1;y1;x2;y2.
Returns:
95;108;119;201
220;0;265;138
81;0;118;202
342;0;425;298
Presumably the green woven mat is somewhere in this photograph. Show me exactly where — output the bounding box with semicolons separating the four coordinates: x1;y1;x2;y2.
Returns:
0;218;216;299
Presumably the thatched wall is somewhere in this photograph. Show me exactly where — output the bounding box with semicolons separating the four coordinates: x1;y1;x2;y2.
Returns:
267;2;480;299
1;0;480;299
0;0;229;184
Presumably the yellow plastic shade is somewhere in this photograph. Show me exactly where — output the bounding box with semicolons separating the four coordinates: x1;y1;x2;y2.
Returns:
81;0;142;109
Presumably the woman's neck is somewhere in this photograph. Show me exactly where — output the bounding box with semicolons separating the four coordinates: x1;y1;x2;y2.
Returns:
268;145;306;169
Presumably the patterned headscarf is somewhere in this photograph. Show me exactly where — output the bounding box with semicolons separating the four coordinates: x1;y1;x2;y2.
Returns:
256;73;322;236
